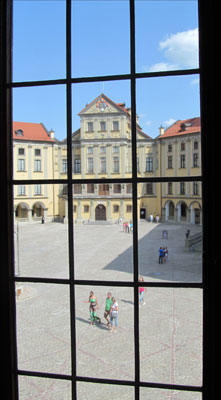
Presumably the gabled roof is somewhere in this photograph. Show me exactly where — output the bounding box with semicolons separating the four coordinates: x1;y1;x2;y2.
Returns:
160;117;200;139
13;122;55;142
78;93;130;116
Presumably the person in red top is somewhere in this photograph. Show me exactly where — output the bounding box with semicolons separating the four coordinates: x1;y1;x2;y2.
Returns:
139;276;146;306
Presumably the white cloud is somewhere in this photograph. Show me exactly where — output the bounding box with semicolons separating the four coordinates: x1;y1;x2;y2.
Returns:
149;62;177;73
164;118;176;128
149;28;199;72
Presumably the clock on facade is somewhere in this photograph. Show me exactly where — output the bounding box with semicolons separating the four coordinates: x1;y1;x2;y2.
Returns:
98;101;107;112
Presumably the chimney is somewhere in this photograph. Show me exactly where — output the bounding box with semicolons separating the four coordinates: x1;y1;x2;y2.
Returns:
159;125;164;136
49;129;55;139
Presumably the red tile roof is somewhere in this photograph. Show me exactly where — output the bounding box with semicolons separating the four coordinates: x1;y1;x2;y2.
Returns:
160;117;200;138
13;122;54;142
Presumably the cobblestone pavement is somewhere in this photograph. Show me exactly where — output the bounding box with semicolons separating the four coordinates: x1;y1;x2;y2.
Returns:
15;221;202;400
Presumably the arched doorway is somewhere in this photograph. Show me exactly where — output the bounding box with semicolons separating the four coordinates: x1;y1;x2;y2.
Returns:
169;201;175;219
177;201;188;222
32;202;45;218
16;203;29;219
95;204;106;221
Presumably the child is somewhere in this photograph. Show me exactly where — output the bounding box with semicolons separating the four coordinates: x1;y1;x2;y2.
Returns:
139;276;146;306
110;297;118;332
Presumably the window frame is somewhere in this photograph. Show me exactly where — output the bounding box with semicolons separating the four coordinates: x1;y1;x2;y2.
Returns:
0;1;218;400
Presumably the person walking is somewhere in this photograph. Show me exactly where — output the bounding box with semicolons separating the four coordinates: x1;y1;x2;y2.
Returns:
88;291;101;325
104;292;112;328
139;276;146;306
159;247;164;264
110;297;118;333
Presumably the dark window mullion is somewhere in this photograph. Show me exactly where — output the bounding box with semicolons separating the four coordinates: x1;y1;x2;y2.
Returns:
130;1;140;399
66;1;76;399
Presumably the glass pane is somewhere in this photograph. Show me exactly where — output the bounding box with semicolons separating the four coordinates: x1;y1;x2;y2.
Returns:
72;182;133;281
19;376;72;400
75;285;134;380
77;382;134;400
136;76;201;162
72;1;130;77
16;283;71;375
13;1;66;82
135;0;199;73
13;184;69;279
13;85;66;180
139;288;202;387
71;81;132;179
140;387;202;400
138;182;202;283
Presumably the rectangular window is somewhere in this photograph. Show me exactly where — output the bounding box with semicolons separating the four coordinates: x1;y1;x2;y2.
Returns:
87;121;93;132
145;183;153;195
84;205;89;213
100;157;106;173
193;152;199;167
193;181;199;195
34;185;42;195
180;182;185;195
180;154;186;168
194;141;199;150
18;158;25;171
100;121;106;131
100;146;106;153
113;146;119;153
113;157;120;173
18;148;25;155
168;144;172;152
34;159;41;171
18;185;25;195
62;159;67;173
35;148;41;156
168;182;173;195
112;120;119;131
73;184;82;194
113;205;119;212
87;184;94;194
168;155;173;169
146;156;153;172
126;204;132;213
87;157;94;173
113;184;121;193
181;142;185;151
74;159;81;173
87;147;93;154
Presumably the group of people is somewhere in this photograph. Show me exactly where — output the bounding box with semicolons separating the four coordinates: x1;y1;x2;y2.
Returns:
158;246;168;264
123;221;133;233
88;278;146;331
150;213;160;223
88;291;119;333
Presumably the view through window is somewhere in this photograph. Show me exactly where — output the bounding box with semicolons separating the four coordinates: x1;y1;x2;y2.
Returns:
12;1;202;399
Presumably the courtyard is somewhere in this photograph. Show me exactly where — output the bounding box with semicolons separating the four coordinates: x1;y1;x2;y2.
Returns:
15;221;202;400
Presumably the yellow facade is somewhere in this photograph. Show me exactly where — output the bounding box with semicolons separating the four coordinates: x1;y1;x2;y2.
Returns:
13;94;202;225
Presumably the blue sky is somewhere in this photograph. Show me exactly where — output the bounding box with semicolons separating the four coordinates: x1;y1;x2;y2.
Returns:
13;0;199;139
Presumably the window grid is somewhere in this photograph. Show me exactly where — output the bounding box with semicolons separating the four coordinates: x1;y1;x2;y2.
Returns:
7;0;204;399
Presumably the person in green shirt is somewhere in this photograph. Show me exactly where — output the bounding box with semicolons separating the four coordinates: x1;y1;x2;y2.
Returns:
104;292;112;328
88;291;101;325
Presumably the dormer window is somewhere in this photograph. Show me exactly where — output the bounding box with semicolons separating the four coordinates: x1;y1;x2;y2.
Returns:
181;122;191;131
15;129;24;136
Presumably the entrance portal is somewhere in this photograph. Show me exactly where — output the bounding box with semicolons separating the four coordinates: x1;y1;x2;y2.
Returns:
95;204;106;221
140;208;146;219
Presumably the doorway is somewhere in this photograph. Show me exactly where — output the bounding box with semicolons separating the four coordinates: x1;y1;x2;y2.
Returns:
95;204;106;221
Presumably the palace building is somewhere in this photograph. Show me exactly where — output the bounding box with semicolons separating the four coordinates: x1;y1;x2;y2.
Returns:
13;94;202;224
